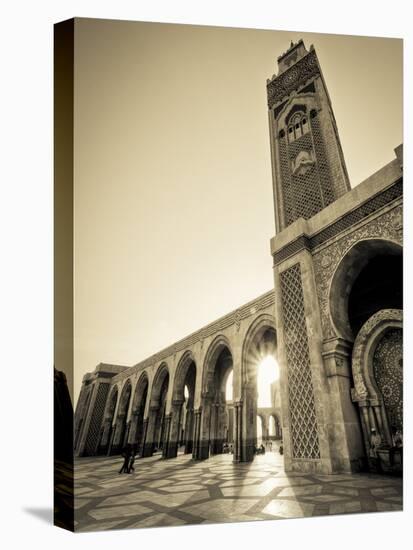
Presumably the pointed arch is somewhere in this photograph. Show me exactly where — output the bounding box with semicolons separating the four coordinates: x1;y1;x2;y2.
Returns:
202;334;233;394
242;313;277;384
329;238;402;341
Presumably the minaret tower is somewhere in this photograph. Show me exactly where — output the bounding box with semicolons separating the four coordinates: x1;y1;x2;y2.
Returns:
268;41;365;475
267;40;350;233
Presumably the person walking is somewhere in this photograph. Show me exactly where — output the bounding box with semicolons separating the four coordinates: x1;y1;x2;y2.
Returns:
118;445;131;474
128;446;137;474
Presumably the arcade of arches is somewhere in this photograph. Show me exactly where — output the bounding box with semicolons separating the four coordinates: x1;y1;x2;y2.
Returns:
75;308;284;465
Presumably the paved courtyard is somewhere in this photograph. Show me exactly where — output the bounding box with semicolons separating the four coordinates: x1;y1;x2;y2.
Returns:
74;451;402;532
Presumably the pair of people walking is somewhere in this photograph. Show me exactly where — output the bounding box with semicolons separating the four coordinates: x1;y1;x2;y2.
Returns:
119;444;137;474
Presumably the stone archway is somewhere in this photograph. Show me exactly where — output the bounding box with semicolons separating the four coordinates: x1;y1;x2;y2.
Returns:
111;380;132;455
241;315;277;462
167;351;197;458
195;335;233;460
143;363;169;458
329;239;402;342
351;309;402;472
129;372;149;455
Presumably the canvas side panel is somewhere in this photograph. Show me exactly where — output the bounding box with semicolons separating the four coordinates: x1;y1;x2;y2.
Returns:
54;18;75;532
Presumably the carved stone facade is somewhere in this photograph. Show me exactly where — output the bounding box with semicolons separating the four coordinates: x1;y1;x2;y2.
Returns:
313;203;403;342
269;41;403;474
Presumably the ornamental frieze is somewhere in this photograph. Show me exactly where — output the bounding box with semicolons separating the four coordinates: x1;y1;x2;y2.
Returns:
267;49;319;109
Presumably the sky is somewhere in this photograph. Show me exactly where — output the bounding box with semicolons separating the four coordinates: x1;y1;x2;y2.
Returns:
72;18;402;404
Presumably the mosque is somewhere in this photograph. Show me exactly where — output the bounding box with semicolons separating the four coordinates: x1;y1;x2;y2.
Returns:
74;40;403;475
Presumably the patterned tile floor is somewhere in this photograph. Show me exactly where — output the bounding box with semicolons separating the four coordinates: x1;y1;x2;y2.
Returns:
74;450;402;532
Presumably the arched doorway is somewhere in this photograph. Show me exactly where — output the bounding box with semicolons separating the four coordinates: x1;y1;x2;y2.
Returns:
143;364;169;457
168;352;197;458
129;373;149;456
242;316;277;462
351;309;402;473
329;239;403;472
111;380;132;455
198;337;233;460
329;239;402;342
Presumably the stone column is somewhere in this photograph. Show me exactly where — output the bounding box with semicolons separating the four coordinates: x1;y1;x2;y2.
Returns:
124;420;131;448
198;395;212;460
322;338;365;472
142;406;158;457
241;384;255;462
164;400;183;458
184;407;194;454
218;403;228;453
99;417;112;450
110;412;125;455
162;413;172;458
192;407;203;460
227;406;234;444
127;410;137;444
233;400;243;463
275;418;282;439
358;402;372;459
107;424;115;455
139;418;149;456
210;403;219;454
373;403;391;446
262;416;268;442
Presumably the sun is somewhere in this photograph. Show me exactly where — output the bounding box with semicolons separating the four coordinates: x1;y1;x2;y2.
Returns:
224;355;279;404
257;355;279;407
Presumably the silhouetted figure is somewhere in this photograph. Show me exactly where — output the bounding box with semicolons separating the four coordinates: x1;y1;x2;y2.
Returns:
279;443;284;455
128;447;137;474
119;445;131;474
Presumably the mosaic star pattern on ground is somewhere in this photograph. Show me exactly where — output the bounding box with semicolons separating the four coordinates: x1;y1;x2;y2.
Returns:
74;451;402;532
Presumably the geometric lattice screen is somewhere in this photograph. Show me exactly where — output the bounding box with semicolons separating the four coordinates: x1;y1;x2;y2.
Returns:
85;383;110;456
279;263;321;459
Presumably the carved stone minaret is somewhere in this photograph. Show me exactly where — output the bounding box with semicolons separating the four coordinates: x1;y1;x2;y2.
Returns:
267;40;350;233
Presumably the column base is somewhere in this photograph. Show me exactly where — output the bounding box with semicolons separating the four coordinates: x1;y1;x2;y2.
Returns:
241;441;255;462
164;442;178;459
141;443;153;458
193;442;210;460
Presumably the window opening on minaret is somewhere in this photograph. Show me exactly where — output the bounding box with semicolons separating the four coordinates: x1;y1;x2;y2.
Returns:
287;112;309;143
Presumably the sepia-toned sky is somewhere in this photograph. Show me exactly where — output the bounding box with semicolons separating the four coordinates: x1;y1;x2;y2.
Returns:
73;18;402;404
